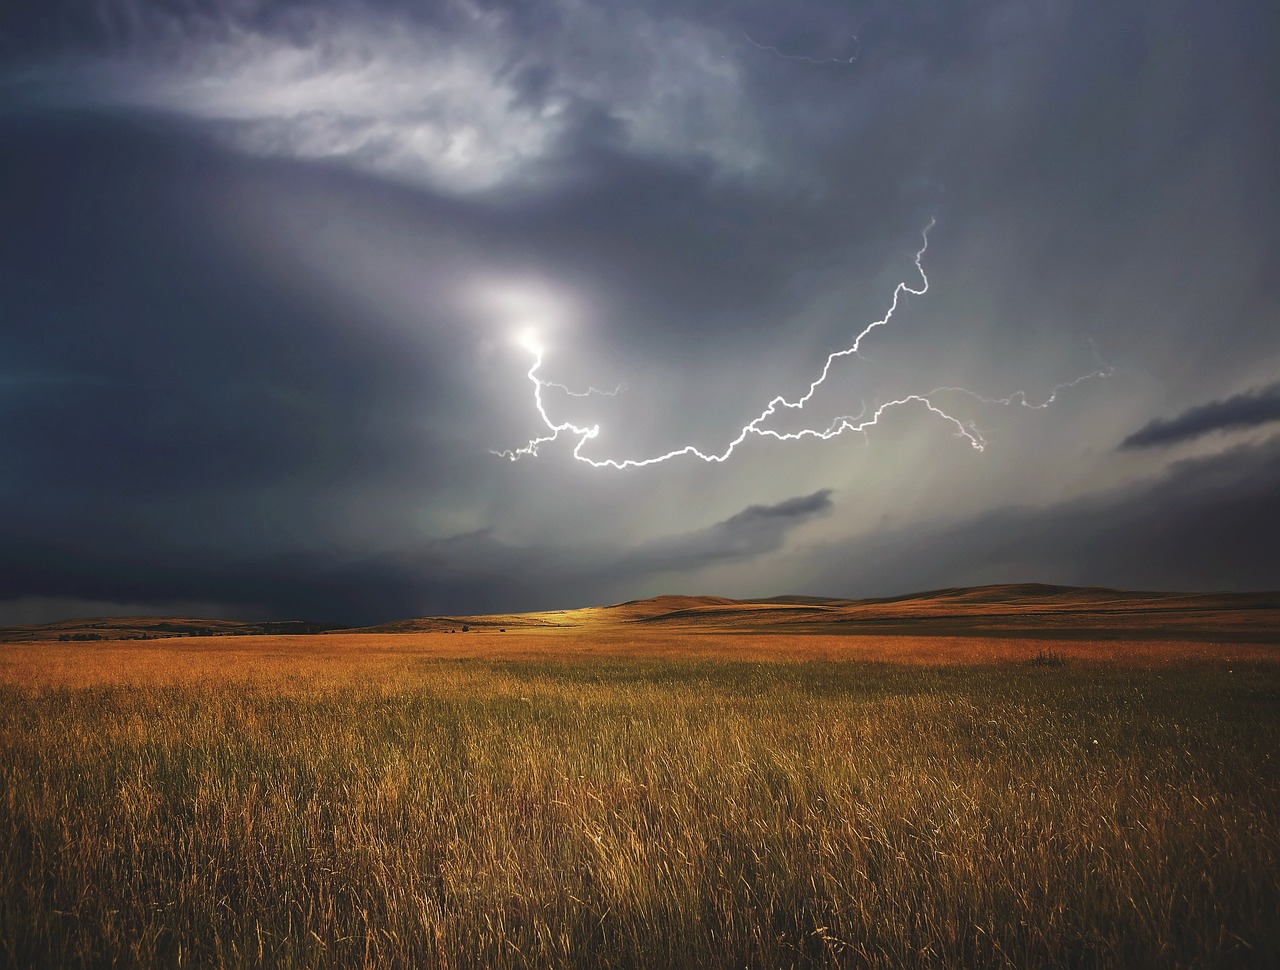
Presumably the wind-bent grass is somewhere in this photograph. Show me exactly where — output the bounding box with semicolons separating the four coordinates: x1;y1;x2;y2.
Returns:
1;659;1277;968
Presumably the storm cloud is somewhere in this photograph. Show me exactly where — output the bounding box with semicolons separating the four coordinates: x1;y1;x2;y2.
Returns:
1121;383;1280;449
797;435;1280;597
0;489;836;625
627;489;834;575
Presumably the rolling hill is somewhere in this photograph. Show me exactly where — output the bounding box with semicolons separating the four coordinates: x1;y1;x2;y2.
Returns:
4;584;1277;644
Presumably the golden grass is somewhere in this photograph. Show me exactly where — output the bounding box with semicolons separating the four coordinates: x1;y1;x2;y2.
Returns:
1;632;1277;968
1;627;1276;692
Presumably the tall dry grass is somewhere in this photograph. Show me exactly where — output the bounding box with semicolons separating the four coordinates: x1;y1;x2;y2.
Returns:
1;660;1277;968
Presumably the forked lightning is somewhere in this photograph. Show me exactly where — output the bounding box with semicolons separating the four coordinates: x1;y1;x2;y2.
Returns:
495;222;1107;469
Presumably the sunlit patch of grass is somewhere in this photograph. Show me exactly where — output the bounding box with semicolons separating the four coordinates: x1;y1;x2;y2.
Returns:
1;660;1277;967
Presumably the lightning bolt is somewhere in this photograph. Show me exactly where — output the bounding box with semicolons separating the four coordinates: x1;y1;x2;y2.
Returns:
927;341;1114;409
742;29;860;65
495;221;1108;469
543;380;624;399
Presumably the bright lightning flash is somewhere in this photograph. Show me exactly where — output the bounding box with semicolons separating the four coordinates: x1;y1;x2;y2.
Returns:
495;222;1108;469
516;328;544;357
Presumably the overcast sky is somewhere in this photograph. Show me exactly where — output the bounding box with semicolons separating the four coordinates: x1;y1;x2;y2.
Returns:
2;0;1278;625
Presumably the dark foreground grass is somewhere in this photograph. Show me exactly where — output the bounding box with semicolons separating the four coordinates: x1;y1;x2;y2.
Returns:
1;659;1278;968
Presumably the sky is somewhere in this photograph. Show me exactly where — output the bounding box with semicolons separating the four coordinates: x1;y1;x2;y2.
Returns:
1;0;1278;625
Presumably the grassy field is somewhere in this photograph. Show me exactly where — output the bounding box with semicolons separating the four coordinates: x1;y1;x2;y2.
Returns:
1;635;1278;968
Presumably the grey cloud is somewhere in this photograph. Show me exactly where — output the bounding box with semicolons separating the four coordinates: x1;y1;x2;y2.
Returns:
0;116;458;495
1121;383;1280;449
629;489;834;574
407;489;837;615
801;436;1280;598
2;0;763;193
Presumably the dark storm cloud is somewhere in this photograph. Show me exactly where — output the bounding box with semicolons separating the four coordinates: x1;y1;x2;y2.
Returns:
627;489;833;574
0;111;481;418
504;152;841;333
0;489;836;624
1120;383;1280;449
343;488;835;620
0;112;501;579
0;529;431;625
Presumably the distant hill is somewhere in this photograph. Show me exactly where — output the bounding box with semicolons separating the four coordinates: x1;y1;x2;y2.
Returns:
3;584;1278;644
355;584;1280;642
613;585;1280;641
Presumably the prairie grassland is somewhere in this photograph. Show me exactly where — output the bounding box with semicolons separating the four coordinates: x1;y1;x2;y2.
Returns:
1;627;1275;691
1;646;1278;968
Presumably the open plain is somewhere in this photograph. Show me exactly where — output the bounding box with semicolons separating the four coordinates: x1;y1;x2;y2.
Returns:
2;585;1278;968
